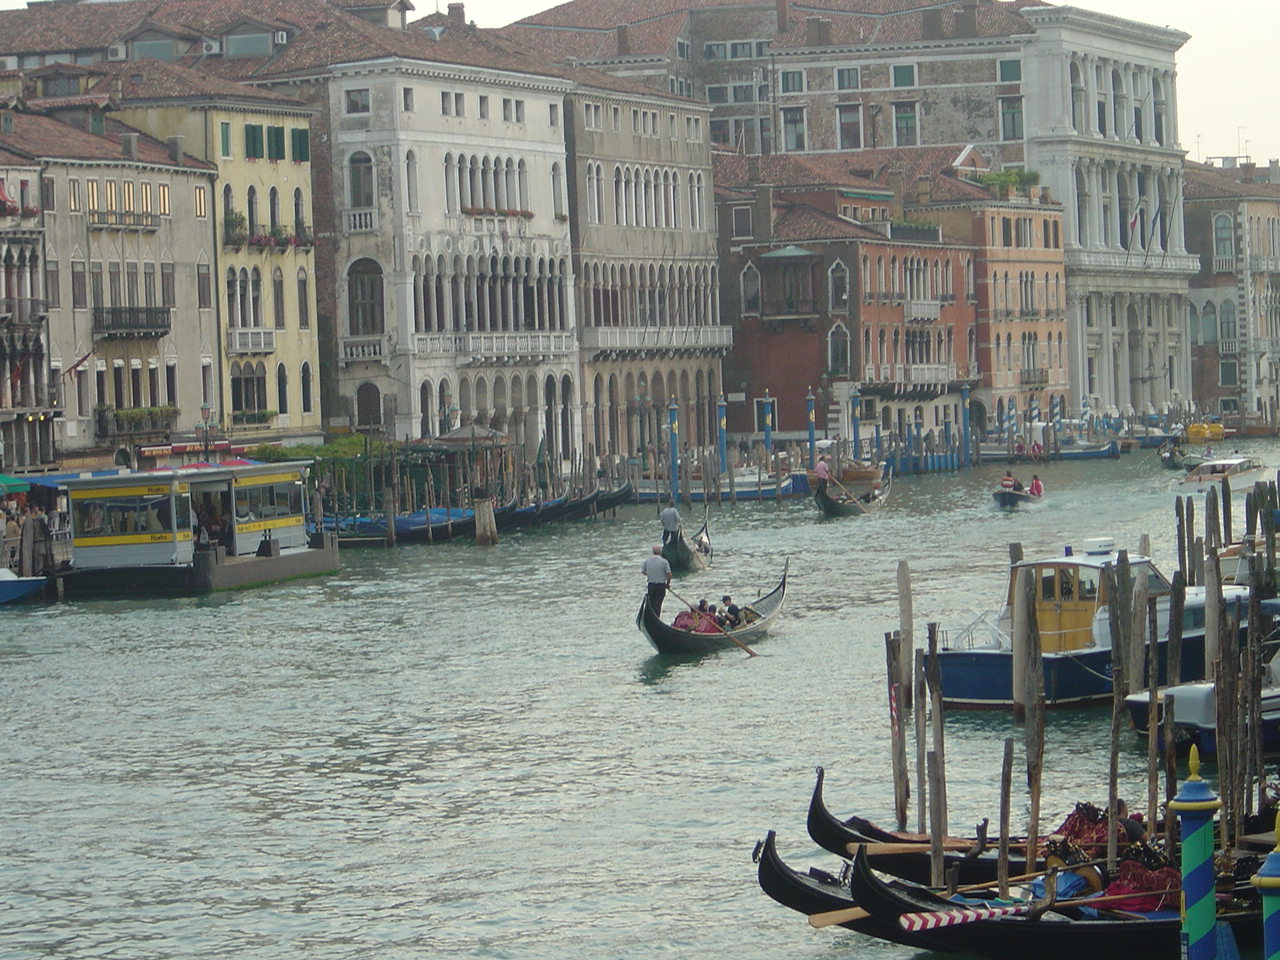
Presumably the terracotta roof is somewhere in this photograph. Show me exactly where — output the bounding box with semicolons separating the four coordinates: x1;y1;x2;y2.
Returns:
1184;161;1280;202
85;59;304;107
0;110;213;169
714;151;887;192
770;200;886;242
498;10;689;59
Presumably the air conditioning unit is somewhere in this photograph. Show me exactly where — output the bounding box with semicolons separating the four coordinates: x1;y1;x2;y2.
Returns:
0;55;17;71
274;31;289;45
201;40;222;55
106;44;128;61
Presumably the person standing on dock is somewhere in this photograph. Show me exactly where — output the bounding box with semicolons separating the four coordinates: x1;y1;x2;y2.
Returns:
642;544;673;616
659;499;681;546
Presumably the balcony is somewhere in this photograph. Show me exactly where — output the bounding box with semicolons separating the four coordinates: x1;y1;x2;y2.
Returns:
414;331;577;365
341;334;390;363
345;208;377;233
0;297;47;323
88;209;160;230
903;363;956;384
94;405;180;440
904;299;940;323
1020;367;1049;386
1216;339;1239;355
226;328;277;354
92;306;172;338
578;325;733;357
1212;255;1237;274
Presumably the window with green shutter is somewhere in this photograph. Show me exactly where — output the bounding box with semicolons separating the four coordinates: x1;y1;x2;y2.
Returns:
266;126;285;160
291;128;310;162
220;121;232;158
244;123;264;159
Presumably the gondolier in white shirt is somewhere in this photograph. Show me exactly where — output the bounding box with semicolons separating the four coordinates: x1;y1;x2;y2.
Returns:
814;455;831;495
642;544;673;616
659;499;681;546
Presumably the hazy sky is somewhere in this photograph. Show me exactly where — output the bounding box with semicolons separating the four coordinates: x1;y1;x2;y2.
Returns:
0;0;1269;163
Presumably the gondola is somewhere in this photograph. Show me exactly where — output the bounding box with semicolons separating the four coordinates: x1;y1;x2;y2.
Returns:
991;488;1040;509
752;830;919;946
814;475;890;518
845;847;1262;960
594;477;634;511
497;492;568;530
636;558;787;655
806;766;1004;885
558;486;601;522
662;515;711;572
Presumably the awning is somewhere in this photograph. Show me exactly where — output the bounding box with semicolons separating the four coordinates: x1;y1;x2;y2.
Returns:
24;467;135;488
0;472;31;493
759;244;817;259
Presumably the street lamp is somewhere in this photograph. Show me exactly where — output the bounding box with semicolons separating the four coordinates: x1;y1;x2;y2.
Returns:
196;403;219;462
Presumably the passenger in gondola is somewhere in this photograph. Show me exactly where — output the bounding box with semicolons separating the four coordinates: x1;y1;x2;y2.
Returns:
1000;470;1017;490
1028;475;1044;498
1115;798;1148;844
721;595;741;628
671;607;697;630
695;604;722;632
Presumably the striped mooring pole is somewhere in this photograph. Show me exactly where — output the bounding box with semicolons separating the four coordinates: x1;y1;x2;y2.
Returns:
1168;745;1222;960
1251;812;1280;960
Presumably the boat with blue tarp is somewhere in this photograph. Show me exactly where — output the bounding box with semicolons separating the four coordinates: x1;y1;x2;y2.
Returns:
929;537;1246;709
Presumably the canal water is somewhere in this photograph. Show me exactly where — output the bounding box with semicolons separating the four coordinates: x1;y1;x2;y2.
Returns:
3;441;1278;960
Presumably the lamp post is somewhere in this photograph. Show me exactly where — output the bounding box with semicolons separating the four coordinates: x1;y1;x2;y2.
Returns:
716;393;727;476
196;403;219;462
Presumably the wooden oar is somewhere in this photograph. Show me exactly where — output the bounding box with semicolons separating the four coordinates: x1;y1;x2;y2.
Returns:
846;841;974;856
806;859;1107;929
668;588;758;657
827;475;869;513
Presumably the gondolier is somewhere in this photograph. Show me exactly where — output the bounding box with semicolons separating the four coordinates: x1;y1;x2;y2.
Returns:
659;499;681;546
814;455;830;494
641;544;672;616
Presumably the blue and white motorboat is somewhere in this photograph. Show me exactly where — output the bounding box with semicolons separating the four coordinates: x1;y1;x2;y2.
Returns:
0;568;45;605
930;537;1247;709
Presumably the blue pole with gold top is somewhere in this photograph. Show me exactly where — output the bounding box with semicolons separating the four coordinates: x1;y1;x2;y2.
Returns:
667;395;680;503
763;390;774;454
717;394;728;477
806;387;816;469
1169;745;1222;960
1252;813;1280;960
850;385;861;460
961;383;971;468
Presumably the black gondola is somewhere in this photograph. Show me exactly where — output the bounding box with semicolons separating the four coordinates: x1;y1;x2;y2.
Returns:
636;559;787;655
594;478;634;511
806;766;1003;884
662;515;711;572
814;471;891;518
752;830;920;946
559;486;601;522
844;847;1261;960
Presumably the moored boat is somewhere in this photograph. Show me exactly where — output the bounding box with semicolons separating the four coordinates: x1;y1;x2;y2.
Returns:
637;559;787;654
0;568;46;605
930;537;1247;709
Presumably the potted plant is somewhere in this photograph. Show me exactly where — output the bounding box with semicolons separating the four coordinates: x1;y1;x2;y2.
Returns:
224;209;248;247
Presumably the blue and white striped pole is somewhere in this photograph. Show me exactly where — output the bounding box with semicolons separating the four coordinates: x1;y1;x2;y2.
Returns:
1168;746;1222;960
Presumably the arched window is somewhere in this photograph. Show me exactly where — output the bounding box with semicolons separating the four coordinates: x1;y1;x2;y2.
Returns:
406;150;419;212
222;183;234;221
226;268;240;326
272;267;285;328
1214;214;1234;257
293;187;305;234
250;267;262;326
1220;300;1236;340
444;153;458;214
517;159;528;211
828;322;850;376
246;185;259;235
829;261;849;311
740;263;760;314
349;151;374;208
297;268;310;329
551;162;564;218
1201;302;1217;343
301;362;313;413
268;186;280;231
1188;302;1200;345
276;363;289;414
348;258;384;335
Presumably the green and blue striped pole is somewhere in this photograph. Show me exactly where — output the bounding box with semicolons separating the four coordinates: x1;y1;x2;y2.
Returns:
1251;813;1280;960
1168;746;1222;960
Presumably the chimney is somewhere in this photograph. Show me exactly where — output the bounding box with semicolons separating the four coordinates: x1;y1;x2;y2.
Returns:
1038;186;1052;204
955;1;977;38
775;0;788;33
447;3;465;25
755;183;774;244
747;155;761;183
914;175;931;206
804;17;832;46
121;132;137;160
616;24;630;56
1242;162;1257;183
922;9;943;40
168;134;184;162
